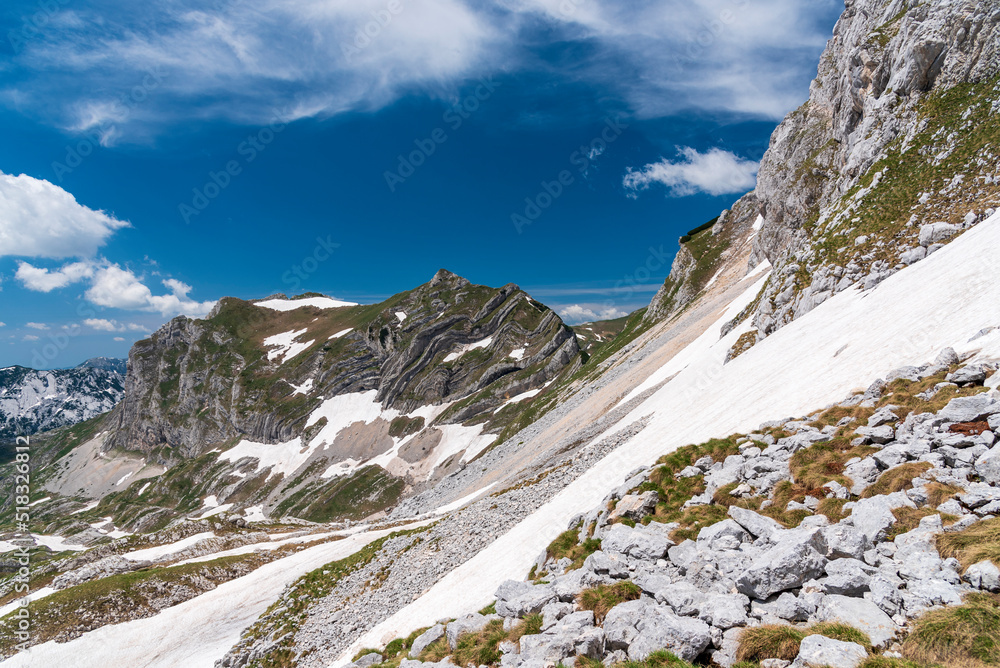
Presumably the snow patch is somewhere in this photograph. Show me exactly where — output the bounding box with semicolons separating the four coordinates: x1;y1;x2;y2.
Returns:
508;347;525;360
330;328;353;339
443;336;494;362
71;500;100;515
27;496;51;507
433;483;498;515
395;311;407;322
32;534;87;552
263;329;315;364
221;391;395;481
255;297;357;311
122;532;216;562
289;378;314;395
243;506;267;523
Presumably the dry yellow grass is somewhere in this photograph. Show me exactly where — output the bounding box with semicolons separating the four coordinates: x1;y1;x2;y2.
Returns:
938;517;1000;570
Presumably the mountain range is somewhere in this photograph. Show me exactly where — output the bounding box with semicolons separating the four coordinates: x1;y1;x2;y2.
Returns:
2;1;1000;667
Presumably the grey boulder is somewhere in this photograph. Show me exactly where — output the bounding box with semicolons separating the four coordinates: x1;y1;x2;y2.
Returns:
409;624;446;657
816;595;900;649
604;599;711;662
729;506;784;540
795;635;867;668
602;523;672;561
965;560;1000;592
735;528;828;599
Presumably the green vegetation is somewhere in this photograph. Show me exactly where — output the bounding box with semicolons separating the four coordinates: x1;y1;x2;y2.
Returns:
736;625;807;662
810;75;1000;281
538;527;601;576
736;624;873;663
862;462;933;499
727;330;758;362
0;552;266;654
679;217;719;244
273;465;406;523
903;593;1000;668
615;649;695;668
577;581;642;622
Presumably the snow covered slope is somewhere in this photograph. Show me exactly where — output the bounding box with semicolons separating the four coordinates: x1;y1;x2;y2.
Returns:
1;521;430;668
339;210;1000;661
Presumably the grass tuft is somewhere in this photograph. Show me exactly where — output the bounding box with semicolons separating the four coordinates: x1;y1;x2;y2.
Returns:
577;582;642;622
862;462;933;499
938;517;1000;570
903;593;1000;667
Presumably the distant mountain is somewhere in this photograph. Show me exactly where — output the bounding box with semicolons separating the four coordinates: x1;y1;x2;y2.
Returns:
0;361;126;442
76;357;128;375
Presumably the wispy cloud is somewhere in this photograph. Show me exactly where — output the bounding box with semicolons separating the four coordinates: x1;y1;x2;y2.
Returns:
623;146;759;197
2;0;841;141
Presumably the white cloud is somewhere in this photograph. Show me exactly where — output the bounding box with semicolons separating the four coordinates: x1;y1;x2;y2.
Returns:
113;336;125;342
558;304;628;324
623;147;759;197
85;265;216;318
25;322;49;330
0;322;5;327
84;318;122;332
3;0;841;139
15;260;96;291
0;171;130;258
22;334;39;341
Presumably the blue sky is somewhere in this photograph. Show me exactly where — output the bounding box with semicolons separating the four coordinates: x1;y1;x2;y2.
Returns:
0;0;842;369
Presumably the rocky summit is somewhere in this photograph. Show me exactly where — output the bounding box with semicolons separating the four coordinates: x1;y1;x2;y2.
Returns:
2;1;1000;668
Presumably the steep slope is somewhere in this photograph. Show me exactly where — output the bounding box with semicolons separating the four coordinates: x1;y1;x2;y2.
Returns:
734;0;1000;347
0;360;126;442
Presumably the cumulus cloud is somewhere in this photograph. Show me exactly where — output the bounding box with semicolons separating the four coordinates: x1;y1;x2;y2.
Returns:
0;171;130;258
113;337;125;342
558;304;629;324
15;260;96;291
22;334;39;341
84;318;121;332
25;322;49;330
0;322;5;327
83;318;150;333
623;147;759;197
85;265;216;318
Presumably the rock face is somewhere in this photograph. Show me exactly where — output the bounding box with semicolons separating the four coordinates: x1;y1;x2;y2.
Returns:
106;272;578;459
641;0;1000;350
0;360;126;441
742;0;1000;340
